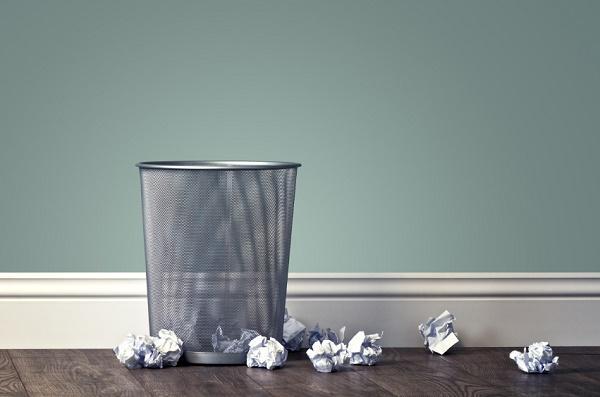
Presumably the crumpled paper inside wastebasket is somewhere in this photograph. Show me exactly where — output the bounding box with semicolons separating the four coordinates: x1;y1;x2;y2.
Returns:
114;329;183;369
418;310;459;355
282;309;306;351
509;342;559;373
212;326;260;354
306;340;349;373
347;331;383;365
308;323;346;347
246;336;288;370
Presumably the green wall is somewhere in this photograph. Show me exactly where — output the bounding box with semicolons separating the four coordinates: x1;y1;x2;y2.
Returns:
1;0;599;272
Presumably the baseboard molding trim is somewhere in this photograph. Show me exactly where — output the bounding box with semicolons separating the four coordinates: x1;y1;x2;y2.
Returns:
2;272;600;298
1;272;599;348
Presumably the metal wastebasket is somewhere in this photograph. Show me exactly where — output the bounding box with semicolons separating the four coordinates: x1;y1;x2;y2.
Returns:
137;161;300;364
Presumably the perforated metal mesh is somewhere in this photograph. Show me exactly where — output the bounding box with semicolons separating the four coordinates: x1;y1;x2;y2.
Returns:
139;165;298;352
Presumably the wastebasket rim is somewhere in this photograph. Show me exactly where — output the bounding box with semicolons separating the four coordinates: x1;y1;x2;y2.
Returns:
136;160;301;170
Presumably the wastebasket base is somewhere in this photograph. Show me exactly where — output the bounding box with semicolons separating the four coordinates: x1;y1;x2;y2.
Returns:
184;351;246;365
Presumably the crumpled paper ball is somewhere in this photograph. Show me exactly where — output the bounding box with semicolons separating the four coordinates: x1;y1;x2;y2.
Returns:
246;336;288;370
306;340;349;373
308;323;346;347
347;331;383;365
418;310;459;355
212;326;260;354
153;329;184;367
114;329;183;369
509;342;559;373
282;309;306;351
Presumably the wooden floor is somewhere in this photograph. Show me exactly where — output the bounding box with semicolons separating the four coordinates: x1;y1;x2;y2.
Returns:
0;347;599;396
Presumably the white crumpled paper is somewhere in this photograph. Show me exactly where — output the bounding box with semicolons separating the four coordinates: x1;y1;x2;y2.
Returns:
308;323;346;347
418;310;459;355
509;342;559;373
246;336;288;370
306;340;349;373
114;329;183;369
282;309;306;351
347;331;383;365
212;326;260;354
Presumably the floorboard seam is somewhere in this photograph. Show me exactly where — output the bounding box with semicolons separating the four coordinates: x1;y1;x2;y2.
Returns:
351;370;400;396
7;351;30;397
436;354;527;397
126;372;154;396
128;370;163;397
240;365;281;396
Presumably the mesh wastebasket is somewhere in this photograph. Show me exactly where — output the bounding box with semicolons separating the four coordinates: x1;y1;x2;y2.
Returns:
137;161;300;364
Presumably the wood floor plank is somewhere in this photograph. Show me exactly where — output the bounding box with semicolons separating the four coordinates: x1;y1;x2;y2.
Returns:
9;350;87;359
437;347;600;397
130;364;270;397
248;351;394;397
0;350;27;396
5;347;600;396
126;352;269;397
349;348;518;397
554;351;600;394
10;349;147;397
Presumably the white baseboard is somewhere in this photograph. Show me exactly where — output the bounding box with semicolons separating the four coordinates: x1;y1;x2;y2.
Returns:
1;272;599;348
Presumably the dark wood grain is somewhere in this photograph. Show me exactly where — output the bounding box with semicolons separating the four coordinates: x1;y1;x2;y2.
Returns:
4;347;600;397
129;361;269;397
10;349;146;397
0;350;27;396
349;348;520;397
437;347;600;397
248;350;393;397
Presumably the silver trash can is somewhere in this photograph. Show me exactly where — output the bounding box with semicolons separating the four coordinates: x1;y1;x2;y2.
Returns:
136;161;300;364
